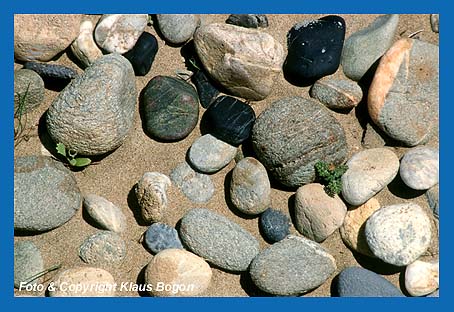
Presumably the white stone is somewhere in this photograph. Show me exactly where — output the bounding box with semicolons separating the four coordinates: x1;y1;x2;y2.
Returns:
83;194;127;233
405;259;439;296
71;20;103;68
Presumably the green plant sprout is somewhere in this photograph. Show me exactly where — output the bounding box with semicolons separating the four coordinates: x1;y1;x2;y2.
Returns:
314;161;348;197
56;143;92;167
14;83;31;147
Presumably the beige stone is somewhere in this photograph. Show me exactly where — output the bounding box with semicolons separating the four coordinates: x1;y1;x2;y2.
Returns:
135;172;171;223
405;259;439;296
71;20;103;68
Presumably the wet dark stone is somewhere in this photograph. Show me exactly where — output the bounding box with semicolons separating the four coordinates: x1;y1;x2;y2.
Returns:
191;70;220;108
123;32;158;76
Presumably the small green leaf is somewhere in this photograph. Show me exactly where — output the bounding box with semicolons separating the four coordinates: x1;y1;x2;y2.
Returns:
56;143;67;157
73;158;92;167
69;158;77;166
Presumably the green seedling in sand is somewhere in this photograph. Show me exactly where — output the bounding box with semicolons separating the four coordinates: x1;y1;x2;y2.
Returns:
314;161;348;197
14;84;32;147
56;143;92;167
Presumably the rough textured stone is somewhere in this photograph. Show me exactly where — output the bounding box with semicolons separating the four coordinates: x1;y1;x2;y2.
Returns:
79;231;126;266
83;194;127;233
156;14;200;45
14;241;44;288
14;156;81;232
191;70;220;109
368;38;439;146
259;208;291;243
144;223;183;254
179;208;259;271
135;172;171;223
145;249;212;297
123;32;158;76
14;69;45;115
46;54;136;156
23;62;78;81
405;259;439;296
430;14;439;33
400;147;439;190
71;20;103;68
426;184;439;219
170;162;214;203
194;23;284;101
342;14;399;81
365;203;432;266
252;96;348;188
310;77;363;110
249;235;336;296
226;14;269;28
341;148;399;206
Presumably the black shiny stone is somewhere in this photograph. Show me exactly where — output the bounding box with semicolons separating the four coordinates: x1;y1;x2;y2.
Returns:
124;32;158;76
226;14;269;28
191;70;220;109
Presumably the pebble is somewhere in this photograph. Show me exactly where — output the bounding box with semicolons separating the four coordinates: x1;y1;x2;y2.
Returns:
179;208;259;271
310;77;363;111
342;14;399;81
94;14;148;53
399;147;439;190
23;61;78;81
368;38;439;146
170;162;214;203
123;32;158;76
14;241;44;288
83;194;127;233
194;23;284;100
142;75;199;141
283;16;346;85
145;249;212;297
191;70;220;109
335;267;403;297
405;259;439;296
48;267;116;297
230;157;270;215
46;54;136;156
14;156;81;232
226;14;269;28
249;235;336;296
70;20;103;68
430;14;439;33
144;222;183;254
156;14;200;45
135;172;171;223
14;14;82;62
341;148;399;206
259;208;291;243
426;184;439;219
79;231;126;266
188;134;237;173
365;203;432;266
339;198;381;257
252;96;348;188
204;96;256;146
14;69;45;115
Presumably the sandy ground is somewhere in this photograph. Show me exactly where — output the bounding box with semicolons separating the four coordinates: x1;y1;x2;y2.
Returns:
14;14;439;297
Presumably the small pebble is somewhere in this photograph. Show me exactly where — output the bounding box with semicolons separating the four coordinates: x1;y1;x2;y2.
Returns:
405;259;439;296
156;14;200;45
14;69;45;115
123;32;158;76
70;20;103;68
79;231;126;266
170;162;214;203
191;70;220;109
83;194;127;233
310;77;363;111
399;147;439;190
23;62;78;81
226;14;269;28
259;208;290;243
135;172;171;223
426;184;439;219
14;241;44;288
430;14;439;33
144;222;183;254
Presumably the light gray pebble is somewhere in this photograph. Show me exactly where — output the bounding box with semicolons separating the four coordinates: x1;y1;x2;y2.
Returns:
79;231;126;266
156;14;200;45
14;69;45;115
310;77;363;110
170;162;214;203
83;194;127;233
14;241;44;288
400;147;439;190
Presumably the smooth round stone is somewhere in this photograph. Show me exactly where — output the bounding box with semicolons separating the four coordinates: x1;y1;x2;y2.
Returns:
249;235;336;296
194;23;284;101
14;156;81;232
230;157;271;215
94;14;148;53
339;198;381;257
191;70;220;109
259;208;291;243
14;14;82;62
48;267;116;297
335;267;403;297
156;14;200;45
342;14;399;81
142;75;199;141
188;134;237;173
135;172;171;223
365;203;432;266
14;241;44;288
294;183;347;242
252;96;348;188
46;54;136;156
204;96;256;146
430;14;439;33
79;231;126;266
14;69;45;115
226;14;269;28
23;62;78;81
144;222;183;254
310;77;363;110
341;148;399;206
426;184;439;219
283;15;345;85
123;32;158;76
71;20;103;68
405;259;439;296
368;38;439;146
179;208;259;272
145;249;212;297
170;162;214;203
83;194;127;233
400;147;439;190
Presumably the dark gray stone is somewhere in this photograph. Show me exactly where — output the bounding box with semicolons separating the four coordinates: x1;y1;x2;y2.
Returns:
123;32;158;76
226;14;269;28
144;222;183;254
156;14;200;45
14;241;44;288
259;208;290;243
191;70;220;109
23;62;78;80
14;69;45;115
79;231;126;266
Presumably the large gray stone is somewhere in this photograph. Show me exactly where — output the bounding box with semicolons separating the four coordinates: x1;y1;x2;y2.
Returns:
14;241;44;288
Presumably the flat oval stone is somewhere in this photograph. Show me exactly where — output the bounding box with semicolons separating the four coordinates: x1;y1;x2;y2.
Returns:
14;156;81;232
283;16;345;86
400;147;439;190
142;75;199;141
79;231;126;267
405;259;439;296
144;222;183;254
83;194;127;233
14;241;44;288
123;32;158;76
342;14;399;81
226;14;269;28
188;134;237;173
204;96;256;146
179;208;259;272
48;267;116;297
259;208;291;243
249;235;336;296
170;162;214;203
135;172;171;223
145;249;212;297
156;14;200;45
252;96;348;188
191;70;220;109
365;203;432;266
341;148;399;206
310;77;363;110
70;20;103;68
230;157;271;215
14;69;45;115
368;38;439;146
